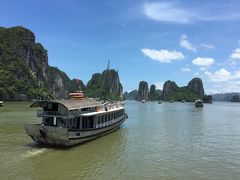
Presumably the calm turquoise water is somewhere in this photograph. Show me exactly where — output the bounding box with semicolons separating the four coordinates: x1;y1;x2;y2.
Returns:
0;101;240;179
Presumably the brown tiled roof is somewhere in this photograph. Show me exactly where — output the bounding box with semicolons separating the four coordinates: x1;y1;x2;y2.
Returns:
30;99;102;110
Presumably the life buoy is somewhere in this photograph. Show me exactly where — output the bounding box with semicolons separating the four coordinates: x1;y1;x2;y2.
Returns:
96;106;99;112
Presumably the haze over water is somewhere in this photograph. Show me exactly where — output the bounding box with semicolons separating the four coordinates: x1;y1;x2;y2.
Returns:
0;101;240;179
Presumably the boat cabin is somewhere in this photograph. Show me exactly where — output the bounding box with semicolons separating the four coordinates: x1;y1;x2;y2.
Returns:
30;99;125;130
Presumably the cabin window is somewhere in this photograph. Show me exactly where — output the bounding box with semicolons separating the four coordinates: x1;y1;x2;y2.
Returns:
87;116;94;128
77;118;80;128
47;103;52;109
69;118;74;128
81;107;90;112
98;116;101;125
57;118;67;128
44;103;58;111
82;116;94;129
82;117;87;129
69;118;80;129
101;116;104;124
44;117;54;126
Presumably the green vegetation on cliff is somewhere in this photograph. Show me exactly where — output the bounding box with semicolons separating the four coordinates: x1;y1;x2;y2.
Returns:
0;26;123;101
162;87;199;102
161;78;205;102
0;26;52;100
149;84;159;101
85;69;123;101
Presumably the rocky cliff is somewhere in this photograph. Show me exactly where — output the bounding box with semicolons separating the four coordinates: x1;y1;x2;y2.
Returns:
162;78;205;102
136;81;148;101
85;69;123;100
0;26;84;100
149;84;159;101
124;90;137;100
0;26;126;101
212;93;240;102
187;78;204;98
162;81;178;97
231;95;240;102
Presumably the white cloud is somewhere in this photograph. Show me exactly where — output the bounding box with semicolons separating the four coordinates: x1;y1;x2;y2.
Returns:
143;2;192;24
180;34;197;52
141;48;184;63
155;82;164;90
205;68;240;82
205;69;240;85
230;48;240;59
194;72;200;76
143;2;240;24
192;57;215;66
181;67;191;72
200;43;215;49
205;68;231;82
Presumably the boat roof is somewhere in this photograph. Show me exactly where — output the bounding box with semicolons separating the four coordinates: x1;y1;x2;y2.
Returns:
30;99;102;110
82;106;124;116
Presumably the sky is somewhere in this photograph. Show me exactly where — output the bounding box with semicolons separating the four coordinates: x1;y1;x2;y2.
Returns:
1;0;240;94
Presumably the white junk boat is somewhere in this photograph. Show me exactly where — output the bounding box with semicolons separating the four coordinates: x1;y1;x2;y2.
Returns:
24;92;128;147
195;99;203;108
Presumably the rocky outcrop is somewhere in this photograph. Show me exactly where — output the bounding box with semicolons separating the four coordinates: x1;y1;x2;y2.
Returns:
212;93;240;102
0;26;124;101
161;78;206;102
85;69;123;100
202;95;213;103
0;26;82;100
124;90;138;100
149;84;158;101
187;78;204;98
231;95;240;102
162;80;178;97
136;81;148;101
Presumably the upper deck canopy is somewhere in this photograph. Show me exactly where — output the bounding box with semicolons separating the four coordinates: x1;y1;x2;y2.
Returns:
30;99;102;110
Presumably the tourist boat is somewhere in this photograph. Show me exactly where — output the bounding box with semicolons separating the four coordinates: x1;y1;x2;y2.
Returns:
141;100;146;103
0;101;3;107
24;92;128;147
195;99;203;108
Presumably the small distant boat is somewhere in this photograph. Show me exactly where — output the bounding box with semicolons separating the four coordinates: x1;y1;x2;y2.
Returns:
169;100;174;103
0;101;3;107
181;100;185;103
195;99;203;108
158;101;162;104
141;100;146;103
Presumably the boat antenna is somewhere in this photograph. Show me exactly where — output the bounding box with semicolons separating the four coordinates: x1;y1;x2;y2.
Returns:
107;59;110;70
77;79;81;92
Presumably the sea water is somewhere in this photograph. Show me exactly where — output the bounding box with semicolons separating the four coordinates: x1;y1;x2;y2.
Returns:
0;101;240;179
